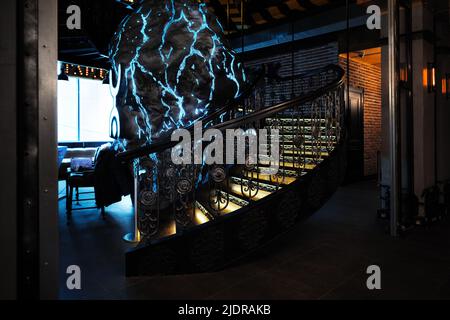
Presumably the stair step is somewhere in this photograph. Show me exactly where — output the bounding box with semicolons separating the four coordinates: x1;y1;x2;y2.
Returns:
208;191;248;215
260;136;337;144
230;176;279;192
272;130;337;136
281;149;330;157
259;154;328;163
276;144;332;153
193;201;212;225
273;131;337;138
259;160;319;170
266;118;329;122
265;124;337;131
242;169;302;185
228;177;276;201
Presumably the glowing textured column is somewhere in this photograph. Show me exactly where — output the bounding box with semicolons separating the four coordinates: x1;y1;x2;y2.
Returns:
109;0;247;145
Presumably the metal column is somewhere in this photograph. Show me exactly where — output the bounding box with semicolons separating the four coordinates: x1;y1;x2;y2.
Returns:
18;0;40;299
388;0;400;236
17;0;58;299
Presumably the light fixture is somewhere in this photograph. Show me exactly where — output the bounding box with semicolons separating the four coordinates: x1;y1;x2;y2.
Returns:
427;63;436;93
444;73;450;100
400;63;408;84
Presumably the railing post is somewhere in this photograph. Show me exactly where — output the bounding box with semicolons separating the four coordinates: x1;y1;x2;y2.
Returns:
388;0;400;236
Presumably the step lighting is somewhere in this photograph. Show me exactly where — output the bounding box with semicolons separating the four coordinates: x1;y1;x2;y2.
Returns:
194;210;209;225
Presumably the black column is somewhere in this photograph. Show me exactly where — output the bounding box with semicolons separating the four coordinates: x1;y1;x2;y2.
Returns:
17;0;40;299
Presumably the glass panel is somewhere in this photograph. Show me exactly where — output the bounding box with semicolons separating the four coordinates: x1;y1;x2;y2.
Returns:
57;77;79;142
79;78;114;142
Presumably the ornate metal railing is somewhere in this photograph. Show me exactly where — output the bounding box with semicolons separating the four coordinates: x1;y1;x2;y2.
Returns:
117;64;345;243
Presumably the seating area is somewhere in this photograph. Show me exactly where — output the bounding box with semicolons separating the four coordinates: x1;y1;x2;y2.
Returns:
58;145;103;223
58;147;98;181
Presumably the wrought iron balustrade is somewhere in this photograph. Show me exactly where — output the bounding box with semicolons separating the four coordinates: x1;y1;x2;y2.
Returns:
117;64;346;243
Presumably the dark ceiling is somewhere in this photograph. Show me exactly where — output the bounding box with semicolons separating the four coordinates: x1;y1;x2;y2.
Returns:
58;0;131;69
58;0;357;70
206;0;352;36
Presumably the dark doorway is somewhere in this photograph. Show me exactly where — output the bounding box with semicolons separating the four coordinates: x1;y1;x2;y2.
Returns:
346;87;365;182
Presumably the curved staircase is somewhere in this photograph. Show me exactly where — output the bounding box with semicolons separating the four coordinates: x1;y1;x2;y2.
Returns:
118;64;347;276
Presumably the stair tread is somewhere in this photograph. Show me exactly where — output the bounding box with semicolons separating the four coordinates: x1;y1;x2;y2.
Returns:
259;160;320;170
242;169;301;185
228;178;275;201
281;150;330;157
260;153;329;161
196;190;248;217
193;202;211;225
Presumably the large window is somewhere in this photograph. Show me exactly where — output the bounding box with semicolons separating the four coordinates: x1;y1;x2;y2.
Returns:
57;77;114;142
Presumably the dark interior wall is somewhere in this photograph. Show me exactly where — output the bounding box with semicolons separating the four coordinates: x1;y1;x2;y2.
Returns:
380;1;447;199
436;17;450;183
410;2;439;197
436;62;450;182
0;0;17;300
244;42;339;106
339;56;382;177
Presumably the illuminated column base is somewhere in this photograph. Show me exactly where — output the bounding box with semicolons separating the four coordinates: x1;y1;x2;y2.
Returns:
123;231;140;243
124;158;141;244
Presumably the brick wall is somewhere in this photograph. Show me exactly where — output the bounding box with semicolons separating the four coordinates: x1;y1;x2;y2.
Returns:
339;56;382;177
244;43;339;107
243;44;381;177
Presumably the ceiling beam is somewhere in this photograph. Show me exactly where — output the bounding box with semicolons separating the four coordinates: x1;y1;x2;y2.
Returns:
296;0;316;10
209;0;239;32
246;0;276;24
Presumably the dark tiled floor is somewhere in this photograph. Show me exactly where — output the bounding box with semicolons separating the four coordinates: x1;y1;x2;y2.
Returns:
59;181;450;300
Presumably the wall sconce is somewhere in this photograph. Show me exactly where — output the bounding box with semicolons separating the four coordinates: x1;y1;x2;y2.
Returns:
443;73;450;100
400;63;408;85
427;63;436;93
